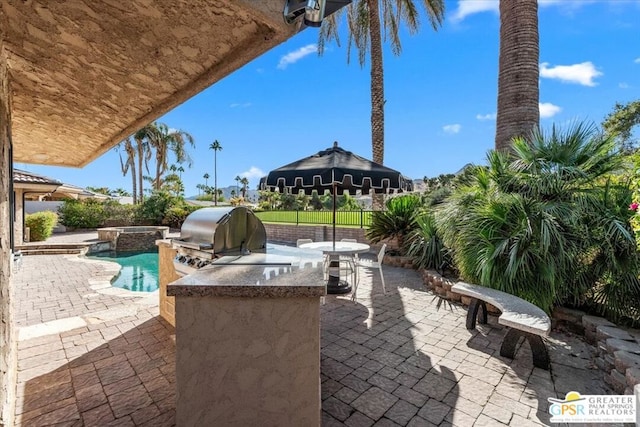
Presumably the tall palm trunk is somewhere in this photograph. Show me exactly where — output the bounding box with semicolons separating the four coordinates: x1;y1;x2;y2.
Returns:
125;140;137;205
214;150;218;206
368;0;384;166
368;0;385;210
495;0;539;153
136;140;145;203
131;161;137;206
155;157;162;191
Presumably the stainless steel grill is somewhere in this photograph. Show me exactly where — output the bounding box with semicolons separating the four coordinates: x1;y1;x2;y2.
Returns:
171;207;267;276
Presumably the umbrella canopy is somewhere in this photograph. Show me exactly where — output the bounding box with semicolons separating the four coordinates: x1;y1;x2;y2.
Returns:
261;141;413;246
261;141;413;196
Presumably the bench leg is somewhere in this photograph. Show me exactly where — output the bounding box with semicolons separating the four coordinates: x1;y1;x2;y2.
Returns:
500;329;550;370
465;298;487;330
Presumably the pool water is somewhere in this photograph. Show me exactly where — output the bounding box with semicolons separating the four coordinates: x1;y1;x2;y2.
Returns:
87;244;320;293
89;251;159;292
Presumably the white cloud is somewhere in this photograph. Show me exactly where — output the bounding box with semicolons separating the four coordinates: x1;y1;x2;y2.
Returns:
239;166;265;181
443;124;462;134
619;82;630;89
230;102;252;108
635;58;640;64
277;44;318;70
539;102;562;118
540;62;603;86
539;0;596;12
476;113;496;121
450;0;498;23
451;0;595;23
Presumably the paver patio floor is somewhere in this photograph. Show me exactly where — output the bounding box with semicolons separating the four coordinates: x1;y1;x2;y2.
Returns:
12;252;612;426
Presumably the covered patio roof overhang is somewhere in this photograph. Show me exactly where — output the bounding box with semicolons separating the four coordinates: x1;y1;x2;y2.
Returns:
3;0;305;167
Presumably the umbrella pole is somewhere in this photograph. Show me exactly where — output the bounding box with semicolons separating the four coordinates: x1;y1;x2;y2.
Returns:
332;181;336;250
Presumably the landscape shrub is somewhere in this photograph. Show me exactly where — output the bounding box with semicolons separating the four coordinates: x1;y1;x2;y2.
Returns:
25;211;58;241
163;204;201;228
136;191;182;224
366;194;422;254
102;201;138;226
436;122;640;325
405;210;451;273
57;199;109;229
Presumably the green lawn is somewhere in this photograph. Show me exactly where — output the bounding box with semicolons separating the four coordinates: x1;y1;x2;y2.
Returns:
255;210;372;227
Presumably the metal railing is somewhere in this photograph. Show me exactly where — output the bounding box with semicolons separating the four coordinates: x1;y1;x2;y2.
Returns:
255;210;373;228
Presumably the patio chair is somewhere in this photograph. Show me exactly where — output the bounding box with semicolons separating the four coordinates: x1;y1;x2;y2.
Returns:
352;243;387;303
339;238;359;282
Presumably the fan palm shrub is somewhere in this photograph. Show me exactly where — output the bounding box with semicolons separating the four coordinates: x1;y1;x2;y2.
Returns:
437;122;640;324
366;194;422;253
405;210;451;273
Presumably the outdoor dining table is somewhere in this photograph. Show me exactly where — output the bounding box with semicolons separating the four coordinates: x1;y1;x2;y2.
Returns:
299;241;371;294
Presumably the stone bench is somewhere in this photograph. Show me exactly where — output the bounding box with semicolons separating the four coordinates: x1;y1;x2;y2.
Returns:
452;281;552;369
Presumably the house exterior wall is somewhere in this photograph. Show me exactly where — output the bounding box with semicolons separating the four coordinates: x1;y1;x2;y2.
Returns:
14;189;23;245
0;41;17;427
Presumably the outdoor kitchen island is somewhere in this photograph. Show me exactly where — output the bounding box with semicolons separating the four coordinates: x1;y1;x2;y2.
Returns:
167;253;326;427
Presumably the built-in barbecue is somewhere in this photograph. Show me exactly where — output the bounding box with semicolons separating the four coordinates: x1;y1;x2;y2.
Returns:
171;207;268;276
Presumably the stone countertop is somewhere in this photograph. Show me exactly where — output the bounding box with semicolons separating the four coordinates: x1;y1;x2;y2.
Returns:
167;254;326;298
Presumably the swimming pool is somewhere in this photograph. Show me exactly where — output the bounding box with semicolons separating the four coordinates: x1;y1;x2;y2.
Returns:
88;243;322;293
89;251;159;292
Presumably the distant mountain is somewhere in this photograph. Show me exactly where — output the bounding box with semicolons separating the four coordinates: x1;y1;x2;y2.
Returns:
412;179;425;193
187;185;260;202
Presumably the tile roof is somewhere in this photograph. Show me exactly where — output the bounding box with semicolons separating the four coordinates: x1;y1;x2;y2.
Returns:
13;169;62;186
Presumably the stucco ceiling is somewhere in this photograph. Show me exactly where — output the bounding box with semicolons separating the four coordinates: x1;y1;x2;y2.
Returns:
2;0;299;167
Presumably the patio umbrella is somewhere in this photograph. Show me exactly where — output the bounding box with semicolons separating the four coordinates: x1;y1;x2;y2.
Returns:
261;141;413;246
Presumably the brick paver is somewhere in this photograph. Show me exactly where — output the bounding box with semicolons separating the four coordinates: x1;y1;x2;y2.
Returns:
13;255;147;327
12;243;614;426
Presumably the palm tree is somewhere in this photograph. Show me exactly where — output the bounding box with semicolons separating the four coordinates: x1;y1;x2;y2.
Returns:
319;0;445;166
203;173;210;188
235;175;241;196
495;0;540;152
240;177;249;198
117;138;137;204
209;140;223;206
146;122;195;191
177;165;185;179
113;188;131;197
133;126;153;203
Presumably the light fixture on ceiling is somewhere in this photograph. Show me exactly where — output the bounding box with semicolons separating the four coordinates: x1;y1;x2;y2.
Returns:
283;0;352;27
303;0;326;27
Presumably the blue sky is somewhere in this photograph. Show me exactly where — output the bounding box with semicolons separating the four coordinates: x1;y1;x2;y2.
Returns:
16;0;640;197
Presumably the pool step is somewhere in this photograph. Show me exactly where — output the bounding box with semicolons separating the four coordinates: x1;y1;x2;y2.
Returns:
16;244;90;256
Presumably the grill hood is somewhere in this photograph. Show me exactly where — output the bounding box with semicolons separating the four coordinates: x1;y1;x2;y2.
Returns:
173;207;266;254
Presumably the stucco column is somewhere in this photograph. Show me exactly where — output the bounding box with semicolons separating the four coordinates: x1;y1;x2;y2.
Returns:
0;42;17;427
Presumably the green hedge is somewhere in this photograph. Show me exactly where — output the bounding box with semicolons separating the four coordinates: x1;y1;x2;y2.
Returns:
58;199;109;228
25;211;58;241
57;194;201;229
163;205;201;228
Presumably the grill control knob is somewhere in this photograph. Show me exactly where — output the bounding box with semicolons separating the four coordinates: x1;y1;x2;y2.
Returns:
197;260;209;269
